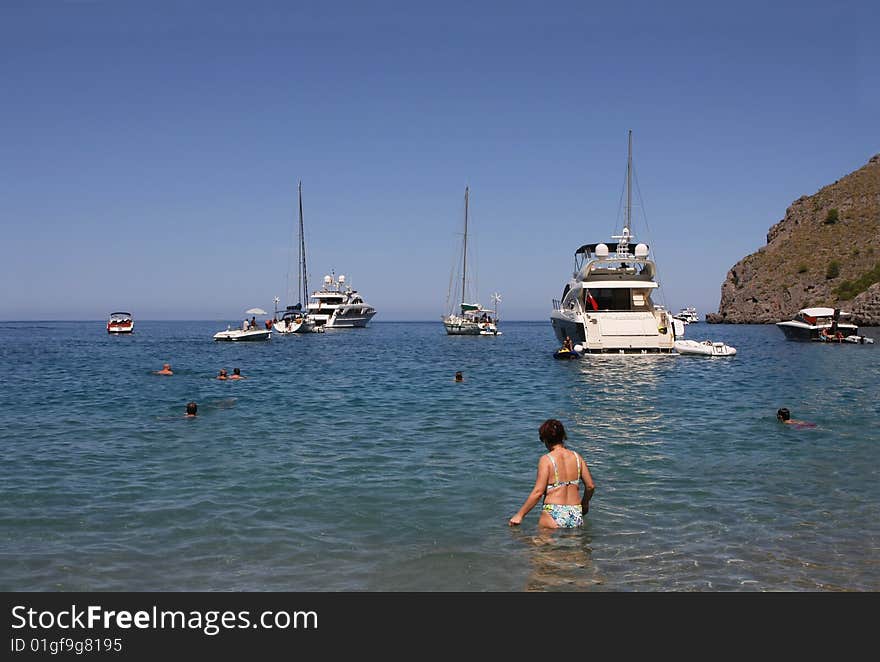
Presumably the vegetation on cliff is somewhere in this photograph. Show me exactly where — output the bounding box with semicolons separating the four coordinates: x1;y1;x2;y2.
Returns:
708;154;880;325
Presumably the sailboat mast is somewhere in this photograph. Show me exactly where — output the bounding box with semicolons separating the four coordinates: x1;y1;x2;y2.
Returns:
625;129;632;233
461;186;469;307
298;181;308;307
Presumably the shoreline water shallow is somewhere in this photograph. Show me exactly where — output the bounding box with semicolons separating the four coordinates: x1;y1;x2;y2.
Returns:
1;321;877;591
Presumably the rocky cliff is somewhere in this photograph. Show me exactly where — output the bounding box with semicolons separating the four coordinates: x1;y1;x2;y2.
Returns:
707;154;880;325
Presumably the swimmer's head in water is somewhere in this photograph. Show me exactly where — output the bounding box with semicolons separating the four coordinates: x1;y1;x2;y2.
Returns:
777;408;790;421
186;401;198;416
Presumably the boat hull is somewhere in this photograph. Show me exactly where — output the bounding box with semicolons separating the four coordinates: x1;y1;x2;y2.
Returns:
274;318;318;334
324;314;376;328
213;329;271;341
444;321;499;336
107;324;133;334
550;310;675;353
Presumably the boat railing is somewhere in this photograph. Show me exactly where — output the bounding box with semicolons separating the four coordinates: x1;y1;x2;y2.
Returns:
552;298;562;312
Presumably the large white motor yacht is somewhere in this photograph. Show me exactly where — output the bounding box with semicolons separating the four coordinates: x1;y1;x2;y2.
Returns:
549;131;679;354
673;307;700;324
307;274;377;328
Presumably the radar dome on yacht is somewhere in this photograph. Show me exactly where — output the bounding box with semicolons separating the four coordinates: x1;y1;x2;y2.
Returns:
323;275;332;285
635;243;648;258
595;243;609;257
338;275;346;283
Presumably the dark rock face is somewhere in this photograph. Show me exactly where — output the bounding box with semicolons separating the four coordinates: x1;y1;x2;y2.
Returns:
709;155;880;325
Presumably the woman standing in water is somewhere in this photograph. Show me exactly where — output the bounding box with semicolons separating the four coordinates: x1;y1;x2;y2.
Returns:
509;419;595;528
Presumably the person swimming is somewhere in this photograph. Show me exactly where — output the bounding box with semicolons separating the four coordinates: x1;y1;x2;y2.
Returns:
777;408;816;428
185;401;198;417
154;363;173;376
454;371;463;382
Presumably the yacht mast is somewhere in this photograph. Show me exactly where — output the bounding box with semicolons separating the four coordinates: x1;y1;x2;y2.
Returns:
298;181;309;308
461;186;469;307
625;129;632;234
614;131;634;257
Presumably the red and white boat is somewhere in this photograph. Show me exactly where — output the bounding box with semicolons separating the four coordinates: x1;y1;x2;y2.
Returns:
107;311;134;334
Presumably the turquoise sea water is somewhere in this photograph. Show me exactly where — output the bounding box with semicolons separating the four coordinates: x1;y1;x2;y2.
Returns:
1;320;878;592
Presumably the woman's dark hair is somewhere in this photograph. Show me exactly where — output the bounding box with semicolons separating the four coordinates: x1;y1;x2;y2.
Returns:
539;419;567;448
777;408;790;421
186;401;198;415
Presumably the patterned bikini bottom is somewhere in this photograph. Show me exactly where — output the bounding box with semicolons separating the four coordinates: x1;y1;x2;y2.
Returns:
542;503;583;528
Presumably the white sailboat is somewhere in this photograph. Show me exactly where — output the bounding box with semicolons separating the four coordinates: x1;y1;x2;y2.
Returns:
442;186;501;336
274;181;318;334
549;131;677;353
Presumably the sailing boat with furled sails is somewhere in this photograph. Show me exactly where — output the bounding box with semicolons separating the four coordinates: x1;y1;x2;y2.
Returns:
442;186;502;336
274;181;318;334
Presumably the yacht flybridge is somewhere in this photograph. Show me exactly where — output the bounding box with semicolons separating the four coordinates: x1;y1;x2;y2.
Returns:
550;131;678;354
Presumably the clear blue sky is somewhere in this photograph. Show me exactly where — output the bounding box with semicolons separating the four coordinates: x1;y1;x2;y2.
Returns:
2;0;877;321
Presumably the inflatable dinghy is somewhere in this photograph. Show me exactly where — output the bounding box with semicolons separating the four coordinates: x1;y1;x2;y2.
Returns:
674;339;737;356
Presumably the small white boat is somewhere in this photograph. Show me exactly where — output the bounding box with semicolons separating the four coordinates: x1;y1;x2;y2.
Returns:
674;339;737;356
213;327;271;342
214;308;272;341
107;311;133;334
272;305;318;334
842;334;874;344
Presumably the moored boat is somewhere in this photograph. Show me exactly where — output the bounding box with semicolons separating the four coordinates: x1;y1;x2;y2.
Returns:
107;312;134;334
213;326;271;342
549;131;676;354
273;182;320;334
673;307;699;324
442;187;502;336
307;274;376;329
214;308;272;341
776;307;863;342
673;339;737;356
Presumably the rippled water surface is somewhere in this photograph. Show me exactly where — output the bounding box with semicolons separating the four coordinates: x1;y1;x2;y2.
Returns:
1;321;877;591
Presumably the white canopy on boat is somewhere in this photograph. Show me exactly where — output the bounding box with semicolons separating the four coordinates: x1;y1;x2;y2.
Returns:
799;307;848;317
